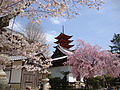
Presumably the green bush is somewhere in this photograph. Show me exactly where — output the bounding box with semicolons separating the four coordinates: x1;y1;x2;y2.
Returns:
84;75;120;89
49;75;120;90
49;77;62;89
49;71;69;89
84;76;106;89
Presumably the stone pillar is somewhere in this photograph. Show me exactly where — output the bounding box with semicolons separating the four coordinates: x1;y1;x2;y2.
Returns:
0;69;8;90
42;78;49;90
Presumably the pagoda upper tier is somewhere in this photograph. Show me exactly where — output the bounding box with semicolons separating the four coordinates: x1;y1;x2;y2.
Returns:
54;44;74;49
55;39;73;44
59;43;74;49
55;32;74;49
55;33;72;39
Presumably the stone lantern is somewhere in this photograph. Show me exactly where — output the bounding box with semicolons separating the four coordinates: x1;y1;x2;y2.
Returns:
0;54;10;90
0;69;8;90
41;70;51;90
42;78;49;90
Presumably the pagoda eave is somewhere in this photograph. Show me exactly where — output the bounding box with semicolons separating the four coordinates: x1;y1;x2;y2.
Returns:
55;33;72;40
54;40;73;44
59;44;74;49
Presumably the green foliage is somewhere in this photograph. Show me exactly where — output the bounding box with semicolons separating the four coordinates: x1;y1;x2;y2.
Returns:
49;71;70;89
110;33;120;54
84;76;105;89
104;75;114;86
84;75;120;89
49;74;120;90
49;77;62;89
60;71;70;76
60;71;69;88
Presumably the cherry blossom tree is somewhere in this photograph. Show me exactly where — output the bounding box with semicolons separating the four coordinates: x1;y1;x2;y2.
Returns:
65;40;120;80
23;22;50;57
0;27;52;73
0;54;10;70
21;42;52;73
0;0;104;24
23;22;46;44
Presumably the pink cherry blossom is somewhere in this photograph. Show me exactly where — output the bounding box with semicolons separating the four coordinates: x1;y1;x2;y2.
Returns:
0;0;104;23
0;28;52;73
66;40;120;80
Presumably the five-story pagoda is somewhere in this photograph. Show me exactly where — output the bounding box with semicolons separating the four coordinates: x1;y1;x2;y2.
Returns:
51;26;74;66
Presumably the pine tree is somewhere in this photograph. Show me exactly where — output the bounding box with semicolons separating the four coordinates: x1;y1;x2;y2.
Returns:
110;33;120;54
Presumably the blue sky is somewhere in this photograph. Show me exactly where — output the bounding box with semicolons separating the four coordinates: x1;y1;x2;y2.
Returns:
8;0;120;53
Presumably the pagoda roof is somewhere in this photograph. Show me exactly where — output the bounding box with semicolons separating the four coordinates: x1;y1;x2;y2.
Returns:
54;45;74;49
51;45;73;67
52;56;67;61
59;43;74;49
53;45;74;57
57;45;73;55
54;39;73;44
55;33;72;39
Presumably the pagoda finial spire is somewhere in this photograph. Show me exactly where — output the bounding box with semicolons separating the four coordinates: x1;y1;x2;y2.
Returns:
62;25;64;34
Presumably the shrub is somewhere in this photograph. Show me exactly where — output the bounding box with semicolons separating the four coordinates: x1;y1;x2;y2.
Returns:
49;77;62;89
84;76;106;89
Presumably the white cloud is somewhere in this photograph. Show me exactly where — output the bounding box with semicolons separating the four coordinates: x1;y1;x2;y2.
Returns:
50;18;60;24
50;17;66;24
46;30;58;43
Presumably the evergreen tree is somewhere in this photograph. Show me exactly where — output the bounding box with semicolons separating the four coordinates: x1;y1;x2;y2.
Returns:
110;33;120;54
